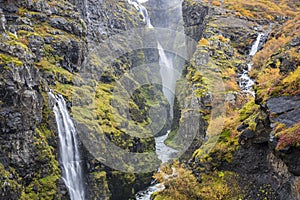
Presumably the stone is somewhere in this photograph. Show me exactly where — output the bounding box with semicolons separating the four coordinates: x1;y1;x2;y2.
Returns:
267;95;300;127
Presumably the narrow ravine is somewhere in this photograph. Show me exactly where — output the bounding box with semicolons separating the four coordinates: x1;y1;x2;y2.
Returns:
129;0;184;199
239;33;264;95
135;130;178;199
49;92;85;200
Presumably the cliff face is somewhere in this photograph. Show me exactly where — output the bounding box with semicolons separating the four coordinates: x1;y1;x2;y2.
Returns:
0;0;154;199
0;0;86;198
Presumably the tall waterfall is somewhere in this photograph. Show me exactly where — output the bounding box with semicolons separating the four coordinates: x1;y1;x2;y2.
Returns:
158;42;176;117
49;92;85;200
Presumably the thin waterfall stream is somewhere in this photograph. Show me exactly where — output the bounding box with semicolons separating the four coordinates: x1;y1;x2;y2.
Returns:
239;33;264;95
49;92;85;200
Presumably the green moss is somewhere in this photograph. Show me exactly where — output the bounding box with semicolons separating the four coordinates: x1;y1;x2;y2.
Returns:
193;129;239;165
164;130;178;149
0;164;21;198
239;99;259;121
0;54;23;67
53;83;73;99
21;126;60;199
20;92;61;199
18;7;28;16
6;40;29;50
199;170;242;200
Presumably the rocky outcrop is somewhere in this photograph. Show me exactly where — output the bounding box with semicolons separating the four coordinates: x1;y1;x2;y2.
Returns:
267;95;300;127
182;0;208;42
267;95;300;176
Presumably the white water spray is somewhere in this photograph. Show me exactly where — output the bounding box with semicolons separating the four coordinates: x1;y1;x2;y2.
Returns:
128;0;153;28
0;8;6;32
157;42;177;116
249;33;264;56
49;92;85;200
239;33;264;96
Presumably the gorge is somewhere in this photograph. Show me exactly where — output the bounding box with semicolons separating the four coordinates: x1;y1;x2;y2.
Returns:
0;0;299;200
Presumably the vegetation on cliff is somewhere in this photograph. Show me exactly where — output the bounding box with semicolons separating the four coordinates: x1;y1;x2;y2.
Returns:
153;0;300;199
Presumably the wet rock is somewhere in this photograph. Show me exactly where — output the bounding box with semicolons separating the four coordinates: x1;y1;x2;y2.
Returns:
0;8;6;32
225;92;236;104
291;36;300;47
49;17;84;36
276;148;300;176
21;0;51;14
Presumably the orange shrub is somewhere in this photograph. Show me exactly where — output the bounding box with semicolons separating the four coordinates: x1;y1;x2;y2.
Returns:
212;0;221;6
253;36;291;69
224;0;299;20
198;38;209;46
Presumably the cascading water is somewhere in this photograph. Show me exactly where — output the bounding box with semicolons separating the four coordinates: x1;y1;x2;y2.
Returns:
131;0;184;199
239;33;264;96
128;0;153;28
157;42;176;117
49;92;85;200
249;33;264;56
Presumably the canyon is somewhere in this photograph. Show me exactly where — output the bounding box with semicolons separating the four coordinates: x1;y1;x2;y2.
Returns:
0;0;299;199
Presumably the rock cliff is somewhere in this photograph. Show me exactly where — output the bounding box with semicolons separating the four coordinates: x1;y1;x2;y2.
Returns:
0;0;155;199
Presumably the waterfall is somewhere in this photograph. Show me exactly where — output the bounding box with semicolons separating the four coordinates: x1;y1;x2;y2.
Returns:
239;33;264;96
127;0;153;28
249;33;264;56
157;42;176;117
49;92;85;200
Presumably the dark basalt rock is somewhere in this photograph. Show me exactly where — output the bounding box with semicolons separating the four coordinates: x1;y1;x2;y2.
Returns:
267;95;300;127
239;129;255;144
276;147;300;176
182;0;209;42
237;123;249;132
49;17;84;36
267;96;300;177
